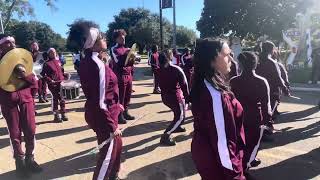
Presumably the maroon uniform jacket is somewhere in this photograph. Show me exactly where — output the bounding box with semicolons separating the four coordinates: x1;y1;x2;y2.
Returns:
41;59;64;85
158;63;189;102
150;52;160;71
256;56;287;98
181;54;193;71
0;74;37;107
230;72;272;168
79;51;121;132
191;79;246;180
111;44;133;76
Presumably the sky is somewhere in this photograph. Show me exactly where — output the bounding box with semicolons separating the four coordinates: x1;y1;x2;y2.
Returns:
22;0;204;38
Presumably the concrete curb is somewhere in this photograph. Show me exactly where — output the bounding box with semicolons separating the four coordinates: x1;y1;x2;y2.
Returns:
291;87;320;92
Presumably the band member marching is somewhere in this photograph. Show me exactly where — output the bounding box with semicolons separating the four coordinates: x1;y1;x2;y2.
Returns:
230;52;272;170
31;42;48;103
158;49;190;146
172;48;181;66
0;34;42;178
181;48;194;88
150;45;161;94
256;41;289;121
68;21;123;180
190;39;246;180
41;48;68;123
111;29;135;124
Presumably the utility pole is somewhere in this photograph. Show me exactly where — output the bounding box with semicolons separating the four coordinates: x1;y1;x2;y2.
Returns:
159;0;164;50
0;12;4;34
173;0;177;49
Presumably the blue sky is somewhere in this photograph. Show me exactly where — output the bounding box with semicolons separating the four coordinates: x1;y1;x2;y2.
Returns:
22;0;203;38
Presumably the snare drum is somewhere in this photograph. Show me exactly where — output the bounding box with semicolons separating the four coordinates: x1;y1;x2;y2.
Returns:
61;80;81;100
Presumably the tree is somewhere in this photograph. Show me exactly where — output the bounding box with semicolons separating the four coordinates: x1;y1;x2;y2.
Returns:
6;20;66;51
0;0;57;30
175;26;197;47
197;0;313;40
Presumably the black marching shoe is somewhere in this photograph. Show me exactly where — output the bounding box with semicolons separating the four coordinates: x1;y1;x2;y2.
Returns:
61;113;69;121
153;88;161;94
118;113;127;124
109;173;122;180
44;98;49;103
160;134;176;146
15;158;31;178
38;98;45;103
250;158;261;168
123;110;135;120
54;113;63;123
173;126;186;133
25;155;43;173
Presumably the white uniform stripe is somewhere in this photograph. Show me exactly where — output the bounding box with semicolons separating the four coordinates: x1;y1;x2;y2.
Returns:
167;102;185;134
97;138;114;180
204;79;233;170
181;55;186;66
170;64;189;94
247;126;265;169
111;44;119;63
92;52;107;110
253;73;272;115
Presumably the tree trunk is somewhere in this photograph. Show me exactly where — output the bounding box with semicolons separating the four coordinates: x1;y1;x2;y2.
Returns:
3;0;17;30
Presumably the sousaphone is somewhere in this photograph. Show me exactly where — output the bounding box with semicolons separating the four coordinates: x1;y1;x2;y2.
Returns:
0;48;33;92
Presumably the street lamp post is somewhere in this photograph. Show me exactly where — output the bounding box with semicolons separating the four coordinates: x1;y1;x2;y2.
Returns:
159;0;164;50
173;0;177;49
0;12;4;34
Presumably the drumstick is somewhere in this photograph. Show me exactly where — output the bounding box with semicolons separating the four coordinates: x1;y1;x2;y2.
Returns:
65;112;150;162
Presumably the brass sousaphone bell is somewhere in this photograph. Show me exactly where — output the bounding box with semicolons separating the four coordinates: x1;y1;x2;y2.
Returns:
0;48;33;92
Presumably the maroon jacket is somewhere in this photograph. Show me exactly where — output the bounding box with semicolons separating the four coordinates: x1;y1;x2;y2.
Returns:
80;51;121;132
181;53;193;70
256;56;287;96
230;72;272;126
150;52;160;71
41;59;64;85
191;80;246;180
0;74;37;107
111;44;133;76
158;64;189;102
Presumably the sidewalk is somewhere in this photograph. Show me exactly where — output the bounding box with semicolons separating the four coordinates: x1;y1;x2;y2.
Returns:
291;83;320;92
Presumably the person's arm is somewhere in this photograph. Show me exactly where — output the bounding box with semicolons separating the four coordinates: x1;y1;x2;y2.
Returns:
260;79;272;126
273;61;288;95
177;67;190;102
279;63;290;89
40;64;53;83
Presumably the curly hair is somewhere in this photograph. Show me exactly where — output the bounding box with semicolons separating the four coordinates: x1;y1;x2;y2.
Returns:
66;19;100;52
112;29;127;40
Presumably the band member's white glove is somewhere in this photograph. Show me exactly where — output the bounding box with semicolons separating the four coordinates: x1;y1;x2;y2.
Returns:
113;127;122;137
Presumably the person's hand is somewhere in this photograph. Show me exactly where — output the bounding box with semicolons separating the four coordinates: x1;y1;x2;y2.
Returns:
118;104;124;112
113;128;122;137
14;64;26;78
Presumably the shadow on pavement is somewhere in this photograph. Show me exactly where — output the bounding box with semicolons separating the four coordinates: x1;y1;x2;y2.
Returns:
130;100;163;110
131;93;151;99
276;106;319;124
126;151;197;180
251;148;320;180
260;120;320;150
0;126;89;150
0;149;96;180
281;91;320;106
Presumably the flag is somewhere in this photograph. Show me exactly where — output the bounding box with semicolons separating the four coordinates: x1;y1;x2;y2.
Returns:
162;0;172;9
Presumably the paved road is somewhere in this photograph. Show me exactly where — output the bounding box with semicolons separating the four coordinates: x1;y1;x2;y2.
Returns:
0;63;319;180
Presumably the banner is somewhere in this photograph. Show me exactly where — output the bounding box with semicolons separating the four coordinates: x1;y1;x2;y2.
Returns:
162;0;172;9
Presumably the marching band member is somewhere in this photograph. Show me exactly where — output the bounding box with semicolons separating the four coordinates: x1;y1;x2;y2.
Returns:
256;41;289;120
172;48;181;66
230;52;272;170
41;48;68;123
191;38;246;180
150;45;161;94
31;42;49;103
0;34;42;178
111;29;135;124
73;23;123;180
158;49;189;146
181;48;194;88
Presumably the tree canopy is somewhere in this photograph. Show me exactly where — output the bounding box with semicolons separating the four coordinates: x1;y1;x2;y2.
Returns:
6;20;66;51
197;0;313;40
106;8;197;51
0;0;57;30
